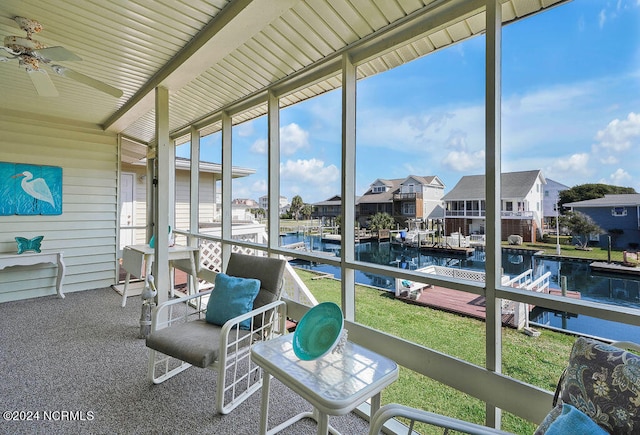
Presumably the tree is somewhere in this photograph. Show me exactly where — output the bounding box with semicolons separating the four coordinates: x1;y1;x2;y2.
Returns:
289;195;304;220
250;207;265;219
300;204;313;220
558;184;636;212
369;212;395;232
559;211;604;249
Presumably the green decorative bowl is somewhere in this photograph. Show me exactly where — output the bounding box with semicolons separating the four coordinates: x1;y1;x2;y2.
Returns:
293;302;344;360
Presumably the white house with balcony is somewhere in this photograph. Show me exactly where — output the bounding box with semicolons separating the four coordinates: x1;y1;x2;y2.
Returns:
259;194;289;215
542;178;569;231
442;170;546;242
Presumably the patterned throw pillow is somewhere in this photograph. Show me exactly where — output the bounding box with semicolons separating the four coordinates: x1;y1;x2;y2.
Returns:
536;337;640;434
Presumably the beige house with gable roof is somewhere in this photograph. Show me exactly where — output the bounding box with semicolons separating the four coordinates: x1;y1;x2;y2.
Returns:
357;175;445;228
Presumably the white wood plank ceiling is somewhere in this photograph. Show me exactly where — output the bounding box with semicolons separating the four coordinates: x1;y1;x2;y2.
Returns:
0;0;566;153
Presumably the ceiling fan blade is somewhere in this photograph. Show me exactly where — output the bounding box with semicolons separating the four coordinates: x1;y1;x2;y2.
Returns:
0;51;17;61
0;16;18;28
1;45;19;56
35;46;82;62
27;69;59;97
50;65;123;98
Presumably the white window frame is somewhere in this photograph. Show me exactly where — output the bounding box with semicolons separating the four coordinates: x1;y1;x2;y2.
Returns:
612;207;627;217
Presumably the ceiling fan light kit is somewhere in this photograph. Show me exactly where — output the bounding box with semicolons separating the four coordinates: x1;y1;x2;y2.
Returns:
1;16;123;98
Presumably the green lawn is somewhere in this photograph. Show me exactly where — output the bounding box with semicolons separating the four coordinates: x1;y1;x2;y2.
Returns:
296;268;575;434
505;239;627;263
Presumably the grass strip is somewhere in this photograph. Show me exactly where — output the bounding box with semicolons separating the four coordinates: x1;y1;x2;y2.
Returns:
296;268;575;434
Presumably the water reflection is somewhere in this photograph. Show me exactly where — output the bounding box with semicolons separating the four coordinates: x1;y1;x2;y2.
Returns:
283;234;640;341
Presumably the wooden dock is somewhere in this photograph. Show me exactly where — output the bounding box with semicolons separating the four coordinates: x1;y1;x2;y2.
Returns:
590;261;640;277
418;244;475;256
398;285;580;327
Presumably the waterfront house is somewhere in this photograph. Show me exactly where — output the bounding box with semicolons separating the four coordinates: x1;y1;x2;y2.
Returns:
542;178;569;232
356;176;445;229
311;195;342;221
442;170;546;242
1;1;638;434
259;194;289;215
564;193;640;250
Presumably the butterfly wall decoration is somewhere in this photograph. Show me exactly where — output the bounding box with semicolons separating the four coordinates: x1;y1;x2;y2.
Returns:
15;235;44;254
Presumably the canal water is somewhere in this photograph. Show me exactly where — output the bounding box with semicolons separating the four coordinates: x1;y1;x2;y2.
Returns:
281;234;640;342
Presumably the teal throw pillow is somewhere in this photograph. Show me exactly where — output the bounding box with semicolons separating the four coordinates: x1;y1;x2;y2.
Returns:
205;273;261;330
546;404;607;435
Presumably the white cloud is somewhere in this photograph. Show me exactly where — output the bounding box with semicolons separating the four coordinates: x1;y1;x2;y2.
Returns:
442;150;485;172
599;155;619;165
280;123;310;155
358;105;484;156
280;158;340;201
235;121;254;137
251;179;267;193
281;158;339;182
593;112;640;153
251;138;266;154
247;123;312;155
607;168;632;185
598;8;607;28
552;153;590;173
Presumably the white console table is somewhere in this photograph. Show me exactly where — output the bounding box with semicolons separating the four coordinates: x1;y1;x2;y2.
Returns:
0;252;66;299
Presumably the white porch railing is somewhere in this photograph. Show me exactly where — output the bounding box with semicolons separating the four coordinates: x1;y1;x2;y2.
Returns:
503;269;533;288
525;272;552;293
190;226;318;309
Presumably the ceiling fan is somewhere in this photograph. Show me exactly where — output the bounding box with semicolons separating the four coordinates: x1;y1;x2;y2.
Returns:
0;16;123;98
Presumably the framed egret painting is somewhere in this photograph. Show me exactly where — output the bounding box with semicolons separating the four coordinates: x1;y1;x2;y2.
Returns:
0;162;63;216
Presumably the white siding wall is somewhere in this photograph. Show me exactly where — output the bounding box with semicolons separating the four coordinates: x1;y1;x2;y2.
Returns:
119;163;218;242
523;177;544;227
198;174;217;224
0;111;118;302
175;171;191;231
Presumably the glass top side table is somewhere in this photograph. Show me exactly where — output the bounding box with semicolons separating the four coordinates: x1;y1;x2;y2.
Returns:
251;333;399;435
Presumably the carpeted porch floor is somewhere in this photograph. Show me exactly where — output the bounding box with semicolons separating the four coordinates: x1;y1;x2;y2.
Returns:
0;288;370;434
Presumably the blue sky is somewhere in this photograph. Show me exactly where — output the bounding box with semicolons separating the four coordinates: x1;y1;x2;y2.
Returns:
183;0;640;205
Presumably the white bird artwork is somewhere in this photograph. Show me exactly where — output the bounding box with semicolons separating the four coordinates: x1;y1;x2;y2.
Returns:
11;171;55;208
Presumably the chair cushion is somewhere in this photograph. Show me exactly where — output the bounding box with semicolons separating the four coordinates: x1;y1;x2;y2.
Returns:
205;273;260;330
536;337;640;435
146;319;241;368
225;253;287;328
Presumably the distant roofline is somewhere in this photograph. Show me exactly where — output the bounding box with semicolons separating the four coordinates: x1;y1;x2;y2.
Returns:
129;156;255;177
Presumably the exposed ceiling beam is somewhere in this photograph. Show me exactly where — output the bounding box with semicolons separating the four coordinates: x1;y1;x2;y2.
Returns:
103;0;300;134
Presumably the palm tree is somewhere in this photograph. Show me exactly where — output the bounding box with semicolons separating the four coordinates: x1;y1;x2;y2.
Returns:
290;195;304;220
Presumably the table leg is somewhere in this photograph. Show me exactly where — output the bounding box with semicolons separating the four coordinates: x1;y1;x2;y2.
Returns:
169;263;175;299
188;251;198;296
55;253;66;299
316;409;329;435
259;372;271;435
121;272;131;307
370;392;382;418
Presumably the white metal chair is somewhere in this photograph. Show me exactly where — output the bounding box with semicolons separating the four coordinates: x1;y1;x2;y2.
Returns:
145;253;287;414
